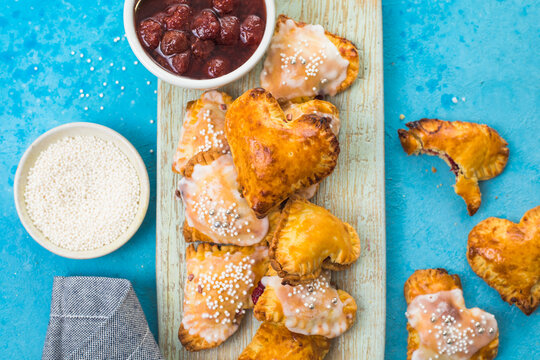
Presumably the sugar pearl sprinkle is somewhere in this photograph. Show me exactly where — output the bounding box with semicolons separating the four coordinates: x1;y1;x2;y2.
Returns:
192;186;246;239
194;108;227;154
408;301;494;358
187;253;258;325
24;136;141;251
279;42;330;93
286;272;337;311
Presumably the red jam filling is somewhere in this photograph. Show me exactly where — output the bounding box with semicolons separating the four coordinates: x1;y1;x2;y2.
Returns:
251;281;265;305
424;149;460;175
136;0;266;79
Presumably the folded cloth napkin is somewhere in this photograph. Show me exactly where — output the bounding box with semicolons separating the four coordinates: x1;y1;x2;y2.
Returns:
42;276;164;360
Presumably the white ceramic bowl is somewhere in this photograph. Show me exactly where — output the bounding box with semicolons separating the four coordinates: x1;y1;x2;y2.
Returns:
124;0;275;89
14;122;150;259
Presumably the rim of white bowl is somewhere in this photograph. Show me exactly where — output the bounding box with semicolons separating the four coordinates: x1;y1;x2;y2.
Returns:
13;122;151;260
123;0;276;90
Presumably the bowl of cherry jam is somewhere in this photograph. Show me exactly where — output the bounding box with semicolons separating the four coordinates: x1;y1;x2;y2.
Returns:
124;0;275;89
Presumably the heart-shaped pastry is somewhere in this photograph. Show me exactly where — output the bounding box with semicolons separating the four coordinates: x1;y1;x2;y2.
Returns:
225;88;340;218
398;119;509;215
253;268;357;339
179;150;270;246
269;197;360;285
467;206;540;315
404;269;499;360
238;322;331;360
260;15;360;101
178;243;268;351
172;90;233;174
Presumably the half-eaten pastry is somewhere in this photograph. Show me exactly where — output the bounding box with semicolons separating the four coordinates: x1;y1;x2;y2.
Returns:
253;269;356;338
225;88;340;218
468;205;540;315
269;197;360;285
178;243;268;351
238;322;331;360
398;119;509;215
404;269;499;360
172;90;233;174
260;15;360;101
179;150;269;246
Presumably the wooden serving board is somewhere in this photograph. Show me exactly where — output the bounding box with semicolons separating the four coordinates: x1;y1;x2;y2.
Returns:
156;0;385;358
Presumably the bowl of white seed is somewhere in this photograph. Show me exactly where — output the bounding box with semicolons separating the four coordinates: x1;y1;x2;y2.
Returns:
14;122;150;259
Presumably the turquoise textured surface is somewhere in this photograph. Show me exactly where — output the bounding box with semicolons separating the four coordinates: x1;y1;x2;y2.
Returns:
0;0;538;358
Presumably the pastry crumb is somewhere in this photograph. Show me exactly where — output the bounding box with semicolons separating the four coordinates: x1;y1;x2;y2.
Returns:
431;167;437;173
399;114;405;120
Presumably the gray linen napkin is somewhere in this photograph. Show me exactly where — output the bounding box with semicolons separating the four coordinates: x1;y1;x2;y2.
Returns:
42;276;164;360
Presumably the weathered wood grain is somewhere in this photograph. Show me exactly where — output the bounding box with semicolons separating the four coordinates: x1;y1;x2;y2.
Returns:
157;0;385;358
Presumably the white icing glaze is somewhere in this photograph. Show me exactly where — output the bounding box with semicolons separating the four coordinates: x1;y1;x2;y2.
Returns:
260;19;349;100
261;271;352;338
406;289;498;360
178;154;269;246
172;90;229;173
182;246;268;344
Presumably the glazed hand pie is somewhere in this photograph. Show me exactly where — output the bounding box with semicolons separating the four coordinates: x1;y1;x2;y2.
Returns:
179;150;269;246
468;206;540;315
172;90;233;174
238;322;331;360
225;88;340;218
254;269;356;338
178;243;268;351
398;119;509;215
260;15;359;101
269;197;360;285
404;269;499;360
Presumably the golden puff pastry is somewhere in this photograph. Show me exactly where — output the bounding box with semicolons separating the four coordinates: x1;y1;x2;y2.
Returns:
261;15;359;101
282;99;340;136
179;150;269;246
225;88;340;218
172;90;233;174
468;206;540;315
238;322;331;360
398;119;509;215
178;243;268;351
404;269;499;360
254;270;356;339
282;98;341;199
269;197;360;285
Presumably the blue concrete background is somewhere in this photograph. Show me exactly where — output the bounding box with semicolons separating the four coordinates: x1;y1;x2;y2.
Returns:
0;0;537;358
